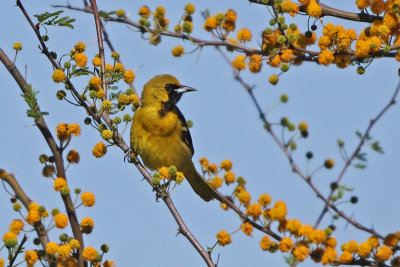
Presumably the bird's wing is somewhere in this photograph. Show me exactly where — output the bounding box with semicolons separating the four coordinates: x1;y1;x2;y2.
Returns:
173;105;195;156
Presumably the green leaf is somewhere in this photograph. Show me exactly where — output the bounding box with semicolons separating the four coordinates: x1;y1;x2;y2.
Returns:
70;67;95;78
34;10;63;23
355;130;362;139
354;163;367;169
355;152;367;162
370;141;384;154
34;10;75;28
99;10;111;18
284;255;296;266
21;85;48;118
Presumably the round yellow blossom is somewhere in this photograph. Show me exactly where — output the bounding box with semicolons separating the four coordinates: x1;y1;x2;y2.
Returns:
97;89;105;99
9;219;24;235
384;233;399;248
278;237;293;252
80;217;95;234
321;247;337;265
280;49;294;63
158;166;170;179
175;171;184;184
309;229;326;244
54;213;68;229
268;200;287;221
356;0;370;10
26;210;40;225
81;192;96;207
57;244;72;260
220;202;229;210
13;42;22;51
260;235;271;250
375;246;393;261
102;100;112;110
318;36;332;50
54;177;67;191
225;9;237;22
199;157;209;168
334;54;351;68
105;64;113;71
216;230;232;246
25;250;38;266
220;159;233;171
241;222;253;236
74;42;86;52
172;46;184;57
258;193;271;206
116;9;126;18
69;239;80;249
286;219;302;235
0;258;4;267
339;251;353;263
224;171;235;184
123;70;135;84
58;256;78;267
129;94;140;105
232;55;246;70
206;163;218;174
118;93;130;105
298;122;308;132
249;54;262;73
370;0;385;15
45;242;59;255
358;242;372;258
293;245;310;261
68;123;81;136
92;57;102;67
237;28;252;42
114;63;125;73
93;142;107;158
3;232;17;242
367;236;380;248
204;16;219;31
185;3;195;14
89;76;102;90
246;203;262;220
138;5;151;18
269;54;281;67
325;237;337;248
268;74;279;85
67;149;80;163
383;12;398;32
306;0;322;17
238;190;251;205
52;69;66;83
324;158;335;169
74;53;87;67
209;176;223;189
318;50;335;66
343;240;358;253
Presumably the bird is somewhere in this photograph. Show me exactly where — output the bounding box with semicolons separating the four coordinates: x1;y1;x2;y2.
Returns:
130;74;221;202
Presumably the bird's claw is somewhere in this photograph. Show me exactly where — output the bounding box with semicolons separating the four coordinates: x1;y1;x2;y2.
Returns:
124;148;139;164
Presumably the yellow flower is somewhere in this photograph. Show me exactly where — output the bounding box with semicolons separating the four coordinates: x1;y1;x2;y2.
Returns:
286;219;302;235
92;57;102;67
103;260;116;267
56;123;70;141
45;242;59;255
306;0;321;17
175;171;184;184
81;192;96;207
318;50;335;66
384;233;399;248
52;69;66;83
116;9;125;18
139;5;151;18
3;232;17;242
54;213;68;229
68;123;81;136
67;149;80;163
208;176;223;189
101;129;113;140
13;42;22;51
26;210;40;225
370;0;385;15
268;74;279;85
158;166;170;179
54;177;67;191
114;63;125;72
238;190;251;205
278;237;293;252
375;246;393;261
204;16;219;31
241;222;253;236
219;159;233;171
216;230;232;246
298;122;308;131
185;4;195;14
356;0;370;10
324;158;335;169
225;9;237;23
80;217;95;234
124;70;135;84
232;55;246;70
339;251;353;263
358;242;372;258
129;94;140;105
0;258;4;267
260;235;271;250
58;256;78;267
367;236;380;248
280;0;299;16
198;157;209;168
309;229;326;244
89;76;102;90
105;64;113;71
249;54;262;73
102;100;112;110
118;93;130;105
172;46;184;57
246;203;262;220
206;163;218;174
325;237;337;248
74;42;86;52
69;239;80;249
97;89;105;99
321;247;337;265
74;53;87;67
57;244;72;260
9;219;24;235
224;171;235;184
25;250;38;266
93;142;107;158
258;193;272;206
83;246;98;262
293;245;310;261
237;28;252;42
268;200;287;221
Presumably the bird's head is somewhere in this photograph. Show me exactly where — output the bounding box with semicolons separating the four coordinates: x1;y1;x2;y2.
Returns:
141;74;196;105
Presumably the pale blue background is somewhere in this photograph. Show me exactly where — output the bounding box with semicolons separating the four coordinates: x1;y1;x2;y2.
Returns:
1;1;399;266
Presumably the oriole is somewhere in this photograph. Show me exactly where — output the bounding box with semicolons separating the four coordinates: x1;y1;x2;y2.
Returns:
130;74;220;202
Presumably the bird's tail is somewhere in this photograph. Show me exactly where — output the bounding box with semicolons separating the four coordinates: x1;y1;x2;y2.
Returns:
184;164;222;202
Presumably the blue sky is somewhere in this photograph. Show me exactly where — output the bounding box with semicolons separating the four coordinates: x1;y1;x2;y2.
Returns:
1;1;400;266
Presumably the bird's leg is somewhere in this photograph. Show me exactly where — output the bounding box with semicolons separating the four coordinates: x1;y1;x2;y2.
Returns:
124;148;140;164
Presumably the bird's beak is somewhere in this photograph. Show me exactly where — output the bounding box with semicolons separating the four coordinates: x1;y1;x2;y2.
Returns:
175;85;197;94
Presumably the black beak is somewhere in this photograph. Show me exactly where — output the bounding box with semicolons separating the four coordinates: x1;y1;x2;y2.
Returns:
174;85;197;94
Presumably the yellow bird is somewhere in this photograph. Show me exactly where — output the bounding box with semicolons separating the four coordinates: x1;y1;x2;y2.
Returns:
130;74;220;202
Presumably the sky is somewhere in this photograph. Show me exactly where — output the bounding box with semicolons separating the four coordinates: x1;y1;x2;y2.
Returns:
1;0;400;266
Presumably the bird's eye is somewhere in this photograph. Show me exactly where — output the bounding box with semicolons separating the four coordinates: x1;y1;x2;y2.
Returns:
165;84;173;91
